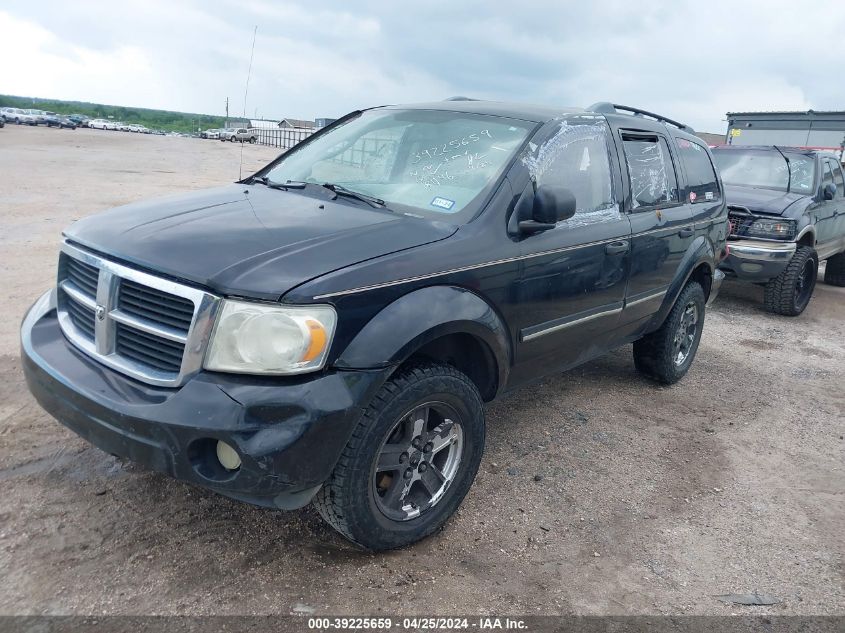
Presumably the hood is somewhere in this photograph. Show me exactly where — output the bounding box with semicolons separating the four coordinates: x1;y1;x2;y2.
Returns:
65;184;457;300
724;184;808;216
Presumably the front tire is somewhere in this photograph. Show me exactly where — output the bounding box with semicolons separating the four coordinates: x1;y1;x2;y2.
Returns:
823;252;845;287
764;245;817;316
313;363;485;551
633;281;706;385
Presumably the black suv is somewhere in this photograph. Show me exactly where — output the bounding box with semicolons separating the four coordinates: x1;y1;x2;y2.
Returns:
21;100;727;550
712;146;845;315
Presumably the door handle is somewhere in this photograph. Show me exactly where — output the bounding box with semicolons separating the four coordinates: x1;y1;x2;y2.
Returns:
678;228;694;238
605;240;630;255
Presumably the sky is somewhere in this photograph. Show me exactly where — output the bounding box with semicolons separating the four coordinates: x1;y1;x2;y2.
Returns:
1;0;844;133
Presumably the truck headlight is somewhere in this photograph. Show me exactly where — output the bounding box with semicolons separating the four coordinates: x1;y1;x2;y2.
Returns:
746;219;795;240
204;300;337;375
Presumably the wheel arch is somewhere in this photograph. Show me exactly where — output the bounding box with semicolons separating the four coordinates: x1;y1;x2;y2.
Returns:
796;226;816;248
647;236;715;332
333;285;512;402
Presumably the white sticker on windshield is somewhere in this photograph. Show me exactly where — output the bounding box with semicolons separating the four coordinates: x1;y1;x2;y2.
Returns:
431;196;455;211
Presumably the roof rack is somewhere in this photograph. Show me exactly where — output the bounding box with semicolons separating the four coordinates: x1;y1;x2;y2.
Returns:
588;102;695;134
444;96;478;101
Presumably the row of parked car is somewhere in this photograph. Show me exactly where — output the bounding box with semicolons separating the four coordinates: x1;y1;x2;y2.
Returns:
201;127;258;143
1;107;85;129
0;107;171;134
86;119;152;133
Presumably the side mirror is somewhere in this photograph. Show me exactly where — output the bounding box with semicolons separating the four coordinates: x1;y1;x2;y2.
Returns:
518;185;577;234
823;183;837;200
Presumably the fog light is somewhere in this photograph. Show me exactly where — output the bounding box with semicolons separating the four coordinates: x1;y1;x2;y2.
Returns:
216;441;241;471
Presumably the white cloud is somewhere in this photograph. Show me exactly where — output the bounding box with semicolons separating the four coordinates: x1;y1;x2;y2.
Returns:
0;11;161;107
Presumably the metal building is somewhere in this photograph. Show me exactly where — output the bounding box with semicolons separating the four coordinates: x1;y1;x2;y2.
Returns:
725;110;845;159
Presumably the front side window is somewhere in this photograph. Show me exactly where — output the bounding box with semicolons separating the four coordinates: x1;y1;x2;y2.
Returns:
676;138;720;203
712;149;816;193
822;161;834;189
522;117;615;217
265;109;533;217
829;159;845;196
622;135;678;209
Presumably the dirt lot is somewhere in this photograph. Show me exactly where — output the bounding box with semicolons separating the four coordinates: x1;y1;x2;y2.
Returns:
0;125;842;616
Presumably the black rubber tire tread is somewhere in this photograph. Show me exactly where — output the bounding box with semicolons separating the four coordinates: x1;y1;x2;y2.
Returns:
313;362;485;551
763;246;818;316
823;252;845;287
633;281;706;385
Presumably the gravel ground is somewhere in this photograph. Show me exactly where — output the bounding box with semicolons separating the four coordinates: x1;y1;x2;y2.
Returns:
0;125;842;616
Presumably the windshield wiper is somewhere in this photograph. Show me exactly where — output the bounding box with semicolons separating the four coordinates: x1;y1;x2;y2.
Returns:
773;146;792;193
250;176;306;190
318;182;386;208
255;178;387;208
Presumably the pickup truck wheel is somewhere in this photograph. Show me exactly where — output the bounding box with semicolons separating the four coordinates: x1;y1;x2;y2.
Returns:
823;252;845;287
764;246;817;315
313;363;485;550
633;281;705;385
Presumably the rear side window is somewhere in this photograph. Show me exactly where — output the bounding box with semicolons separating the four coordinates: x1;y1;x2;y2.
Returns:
676;138;720;203
621;135;678;209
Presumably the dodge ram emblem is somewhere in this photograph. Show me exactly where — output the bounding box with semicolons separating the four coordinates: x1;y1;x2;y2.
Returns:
95;305;106;321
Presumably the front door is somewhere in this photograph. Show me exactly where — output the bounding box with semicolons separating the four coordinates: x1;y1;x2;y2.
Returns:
510;117;631;383
815;158;845;258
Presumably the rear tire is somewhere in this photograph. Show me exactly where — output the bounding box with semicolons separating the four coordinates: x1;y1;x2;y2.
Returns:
764;246;817;315
633;281;706;385
313;363;485;551
823;252;845;287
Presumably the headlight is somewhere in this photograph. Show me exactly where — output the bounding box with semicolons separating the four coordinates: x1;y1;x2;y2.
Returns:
746;218;795;240
204;300;337;375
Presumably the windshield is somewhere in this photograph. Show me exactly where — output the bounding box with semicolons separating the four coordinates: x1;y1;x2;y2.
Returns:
712;148;815;193
262;109;533;217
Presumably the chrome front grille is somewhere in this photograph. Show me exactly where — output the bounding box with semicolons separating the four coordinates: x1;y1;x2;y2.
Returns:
56;241;219;387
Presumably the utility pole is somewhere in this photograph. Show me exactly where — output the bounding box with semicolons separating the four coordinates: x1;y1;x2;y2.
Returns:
225;97;229;128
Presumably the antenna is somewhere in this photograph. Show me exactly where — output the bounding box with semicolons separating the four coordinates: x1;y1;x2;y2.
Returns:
239;25;258;181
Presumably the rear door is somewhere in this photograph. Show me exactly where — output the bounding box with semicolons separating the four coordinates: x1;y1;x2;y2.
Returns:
615;130;694;327
673;136;725;243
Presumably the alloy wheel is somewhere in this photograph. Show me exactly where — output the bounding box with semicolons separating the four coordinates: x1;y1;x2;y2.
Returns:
672;302;699;367
373;402;464;522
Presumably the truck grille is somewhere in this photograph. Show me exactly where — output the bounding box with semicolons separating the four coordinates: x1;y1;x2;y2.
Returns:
728;207;796;240
118;280;195;332
115;323;185;373
56;242;219;387
67;258;99;297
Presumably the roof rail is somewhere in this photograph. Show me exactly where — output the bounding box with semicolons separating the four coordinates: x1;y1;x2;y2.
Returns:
444;96;478;101
588;102;695;134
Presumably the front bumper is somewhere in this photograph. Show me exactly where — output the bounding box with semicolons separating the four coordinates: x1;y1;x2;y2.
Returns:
21;290;390;509
719;239;796;282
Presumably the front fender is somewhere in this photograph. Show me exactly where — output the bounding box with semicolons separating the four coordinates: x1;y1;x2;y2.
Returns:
648;236;715;330
334;285;511;388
